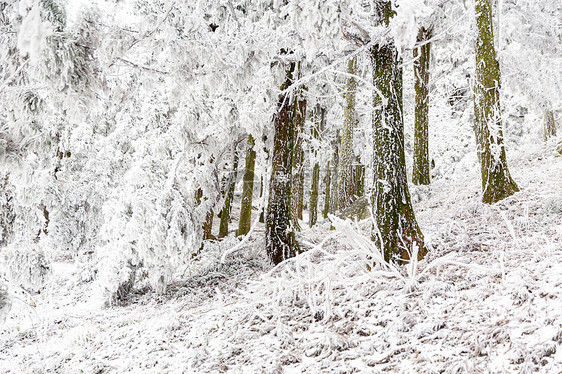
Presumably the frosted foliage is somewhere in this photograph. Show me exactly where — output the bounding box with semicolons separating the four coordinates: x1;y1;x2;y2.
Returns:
391;0;433;53
284;0;341;60
0;181;15;247
94;165;198;303
500;1;562;109
2;242;50;292
17;2;50;62
0;0;562;371
0;282;11;324
45;183;101;256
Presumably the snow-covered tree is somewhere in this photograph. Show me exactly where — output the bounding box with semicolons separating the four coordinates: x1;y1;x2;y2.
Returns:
412;27;432;185
473;0;519;204
370;0;427;262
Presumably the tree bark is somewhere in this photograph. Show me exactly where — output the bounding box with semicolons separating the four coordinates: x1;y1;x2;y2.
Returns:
291;88;306;231
353;155;365;198
309;107;323;227
413;27;432;186
203;210;214;240
309;163;320;227
259;176;265;223
218;149;239;238
330;130;340;214
338;56;358;210
544;109;556;141
195;188;215;241
473;0;519;204
323;161;331;219
266;62;299;265
238;135;256;236
371;1;426;263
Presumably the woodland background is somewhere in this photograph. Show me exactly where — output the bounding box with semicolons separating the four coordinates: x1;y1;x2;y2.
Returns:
0;0;561;372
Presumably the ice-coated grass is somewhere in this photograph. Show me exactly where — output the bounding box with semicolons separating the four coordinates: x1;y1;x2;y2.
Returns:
1;139;562;373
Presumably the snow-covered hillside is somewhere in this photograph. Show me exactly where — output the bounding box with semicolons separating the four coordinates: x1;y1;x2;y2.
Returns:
1;1;561;373
1;138;561;373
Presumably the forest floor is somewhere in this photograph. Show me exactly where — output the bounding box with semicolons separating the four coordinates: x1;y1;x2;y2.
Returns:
1;139;562;373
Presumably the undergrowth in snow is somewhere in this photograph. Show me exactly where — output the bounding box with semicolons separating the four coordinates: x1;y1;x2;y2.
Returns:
1;140;561;373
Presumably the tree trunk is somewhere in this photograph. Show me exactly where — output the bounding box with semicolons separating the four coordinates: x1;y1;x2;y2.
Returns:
309;163;320;227
259;176;265;223
371;1;426;263
323;161;331;219
354;155;365;198
266;62;299;265
473;0;519;204
218;149;239;238
309;107;323;227
544;109;556;141
413;27;432;186
330;130;340;214
195;188;215;241
298;167;304;219
195;188;213;242
203;210;214;240
238;135;256;236
291;88;306;231
338;56;359;210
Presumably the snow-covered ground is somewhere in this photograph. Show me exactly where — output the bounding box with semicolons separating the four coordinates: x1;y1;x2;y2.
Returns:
1;139;562;373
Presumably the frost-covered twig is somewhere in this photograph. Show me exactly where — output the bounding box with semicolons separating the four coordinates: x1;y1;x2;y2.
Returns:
220;214;261;263
0;60;30;94
281;29;390;95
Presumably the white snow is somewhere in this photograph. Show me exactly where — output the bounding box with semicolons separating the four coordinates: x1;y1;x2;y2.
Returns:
1;139;561;373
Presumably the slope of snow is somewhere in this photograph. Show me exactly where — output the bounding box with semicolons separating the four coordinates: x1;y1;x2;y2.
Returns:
1;140;561;373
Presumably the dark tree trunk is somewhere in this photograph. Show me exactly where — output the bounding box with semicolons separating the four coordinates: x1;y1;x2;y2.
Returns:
413;27;432;186
544;109;556;141
218;149;239;238
309;163;320;227
353;155;365;198
309;107;323;227
203;210;214;240
237;135;256;236
266;63;299;265
328;132;341;231
323;162;331;219
473;0;519;204
259;176;265;223
371;1;426;263
195;188;215;242
291;90;306;230
338;56;358;210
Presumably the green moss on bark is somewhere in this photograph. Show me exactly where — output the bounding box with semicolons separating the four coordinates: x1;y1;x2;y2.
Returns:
266;62;299;265
218;150;239;238
338;56;358;210
473;0;519;204
237;135;256;236
371;1;426;263
413;27;432;186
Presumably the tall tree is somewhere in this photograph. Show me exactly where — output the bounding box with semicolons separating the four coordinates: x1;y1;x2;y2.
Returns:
266;62;299;265
544;109;557;141
322;162;331;219
337;56;359;210
371;1;426;262
291;84;307;230
259;176;265;223
309;106;324;227
330;130;340;214
353;155;365;198
238;135;256;236
473;0;519;204
218;149;239;238
412;27;432;186
195;188;215;241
